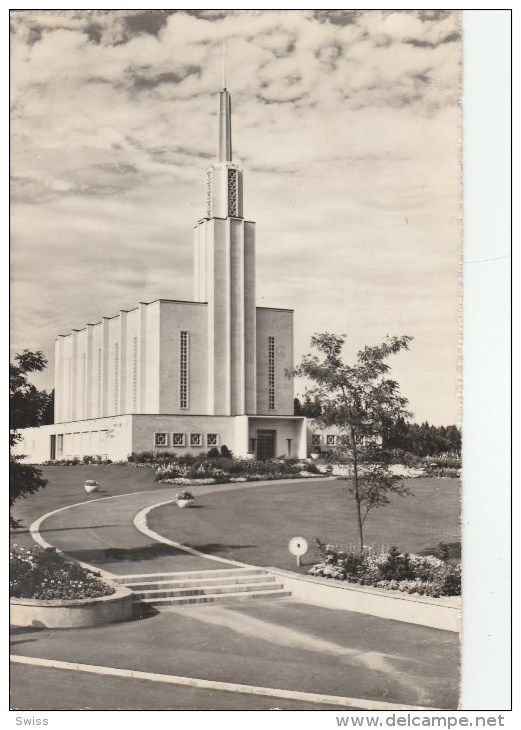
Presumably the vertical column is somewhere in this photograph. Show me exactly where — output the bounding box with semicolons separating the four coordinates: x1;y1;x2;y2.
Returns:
244;221;256;414
54;336;62;423
71;330;79;421
230;218;245;414
86;325;94;420
119;311;127;414
101;317;110;417
138;303;147;413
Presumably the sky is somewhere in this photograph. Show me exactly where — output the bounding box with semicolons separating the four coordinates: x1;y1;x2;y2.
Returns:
10;9;462;426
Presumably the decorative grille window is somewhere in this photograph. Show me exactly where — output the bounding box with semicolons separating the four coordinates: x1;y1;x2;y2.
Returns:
190;433;203;447
206;169;212;217
180;331;189;409
268;336;275;410
326;435;336;447
172;432;186;447
311;434;321;447
154;432;168;447
206;434;219;447
228;168;238;217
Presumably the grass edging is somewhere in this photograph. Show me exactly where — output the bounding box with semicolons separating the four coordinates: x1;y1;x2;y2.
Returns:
266;567;461;633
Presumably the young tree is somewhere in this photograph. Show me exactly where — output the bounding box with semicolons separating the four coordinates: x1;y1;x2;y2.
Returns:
10;350;49;527
293;333;414;553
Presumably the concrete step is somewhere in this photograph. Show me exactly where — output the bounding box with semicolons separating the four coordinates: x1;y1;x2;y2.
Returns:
137;588;292;607
126;574;276;592
113;567;263;585
132;581;283;601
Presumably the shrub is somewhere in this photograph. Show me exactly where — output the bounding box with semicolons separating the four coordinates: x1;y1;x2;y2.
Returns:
309;543;461;597
10;544;114;600
220;445;233;459
176;490;194;501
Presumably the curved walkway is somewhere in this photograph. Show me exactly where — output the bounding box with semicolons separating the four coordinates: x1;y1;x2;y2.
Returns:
12;478;459;710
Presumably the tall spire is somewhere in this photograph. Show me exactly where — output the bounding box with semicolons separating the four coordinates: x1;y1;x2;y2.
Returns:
218;42;232;162
222;40;226;89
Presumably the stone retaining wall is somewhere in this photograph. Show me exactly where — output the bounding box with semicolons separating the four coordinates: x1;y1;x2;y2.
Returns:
267;568;460;632
10;583;134;629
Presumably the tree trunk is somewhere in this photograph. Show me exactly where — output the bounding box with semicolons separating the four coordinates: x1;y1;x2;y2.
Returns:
350;428;364;553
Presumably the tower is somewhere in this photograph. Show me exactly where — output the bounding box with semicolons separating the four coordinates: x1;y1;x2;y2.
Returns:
193;85;257;416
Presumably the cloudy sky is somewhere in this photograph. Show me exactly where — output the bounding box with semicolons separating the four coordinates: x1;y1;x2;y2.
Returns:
10;9;462;425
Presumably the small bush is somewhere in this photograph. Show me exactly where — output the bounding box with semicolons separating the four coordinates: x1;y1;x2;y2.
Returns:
220;445;233;459
10;544;114;600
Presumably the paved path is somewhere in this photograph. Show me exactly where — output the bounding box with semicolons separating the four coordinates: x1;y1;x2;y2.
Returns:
11;481;459;710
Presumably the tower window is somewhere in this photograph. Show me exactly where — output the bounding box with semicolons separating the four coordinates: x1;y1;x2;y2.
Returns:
180;331;189;409
228;168;238;217
268;336;275;410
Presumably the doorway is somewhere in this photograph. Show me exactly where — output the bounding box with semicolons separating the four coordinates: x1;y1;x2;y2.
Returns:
256;430;276;460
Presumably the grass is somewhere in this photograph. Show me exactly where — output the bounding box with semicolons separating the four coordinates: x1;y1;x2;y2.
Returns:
9;464;162;551
148;477;461;573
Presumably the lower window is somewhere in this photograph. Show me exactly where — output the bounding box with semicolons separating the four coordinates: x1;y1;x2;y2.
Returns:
190;433;203;447
154;432;168;447
172;433;186;447
206;433;219;447
325;434;336;447
311;434;321;447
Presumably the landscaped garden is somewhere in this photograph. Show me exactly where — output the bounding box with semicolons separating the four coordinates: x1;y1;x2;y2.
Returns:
146;476;461;579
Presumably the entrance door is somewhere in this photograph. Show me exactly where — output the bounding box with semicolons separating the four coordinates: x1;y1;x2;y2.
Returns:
50;435;56;461
256;430;276;460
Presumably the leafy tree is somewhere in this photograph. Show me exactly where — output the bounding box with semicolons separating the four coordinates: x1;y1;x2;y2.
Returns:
10;350;49;527
293;333;413;552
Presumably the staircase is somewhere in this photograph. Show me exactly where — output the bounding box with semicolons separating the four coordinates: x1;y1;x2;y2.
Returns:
113;567;291;612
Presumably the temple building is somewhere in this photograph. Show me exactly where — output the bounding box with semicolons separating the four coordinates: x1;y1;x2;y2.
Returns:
14;84;310;463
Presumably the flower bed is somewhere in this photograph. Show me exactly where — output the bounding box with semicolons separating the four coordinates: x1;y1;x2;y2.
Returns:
154;455;322;485
309;543;461;598
10;544;115;601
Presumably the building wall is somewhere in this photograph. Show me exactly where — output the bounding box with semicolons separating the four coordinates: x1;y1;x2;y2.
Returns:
256;307;294;416
158;301;208;414
11;417;134;463
54;299;209;424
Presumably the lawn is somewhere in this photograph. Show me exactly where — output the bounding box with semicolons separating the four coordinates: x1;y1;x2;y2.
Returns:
9;464;162;550
148;477;461;573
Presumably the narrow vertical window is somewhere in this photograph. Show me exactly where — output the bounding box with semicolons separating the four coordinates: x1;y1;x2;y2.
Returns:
268;336;275;411
114;342;119;413
180;331;189;409
132;337;138;412
68;357;72;421
82;353;87;419
97;348;102;417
